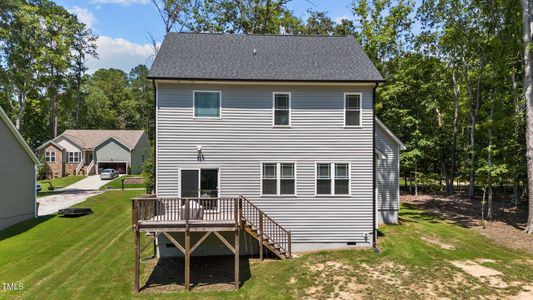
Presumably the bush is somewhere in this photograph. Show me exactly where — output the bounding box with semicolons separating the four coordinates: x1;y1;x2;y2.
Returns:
127;165;131;175
37;156;48;179
142;148;155;194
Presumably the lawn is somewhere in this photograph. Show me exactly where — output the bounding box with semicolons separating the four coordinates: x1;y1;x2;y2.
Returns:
100;175;145;190
37;175;85;197
0;191;532;299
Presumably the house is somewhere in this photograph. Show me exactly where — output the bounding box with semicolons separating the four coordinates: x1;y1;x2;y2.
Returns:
131;33;404;290
0;107;40;230
37;130;150;178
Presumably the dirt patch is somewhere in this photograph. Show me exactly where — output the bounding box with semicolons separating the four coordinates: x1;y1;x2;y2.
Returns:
450;260;508;288
511;284;533;300
303;260;369;299
402;194;533;254
421;236;456;250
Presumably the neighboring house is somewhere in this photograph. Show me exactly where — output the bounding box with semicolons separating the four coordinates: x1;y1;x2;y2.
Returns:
0;107;40;230
37;130;150;178
140;33;405;259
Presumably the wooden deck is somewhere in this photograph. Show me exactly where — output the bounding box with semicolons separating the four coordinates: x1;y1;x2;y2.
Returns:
131;196;291;292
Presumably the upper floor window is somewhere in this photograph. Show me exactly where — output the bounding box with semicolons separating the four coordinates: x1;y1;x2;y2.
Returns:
45;151;56;162
68;152;80;163
261;162;295;195
316;163;350;195
273;92;290;126
194;91;220;118
345;93;362;127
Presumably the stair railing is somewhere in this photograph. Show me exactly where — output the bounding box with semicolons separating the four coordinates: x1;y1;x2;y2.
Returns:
239;195;291;258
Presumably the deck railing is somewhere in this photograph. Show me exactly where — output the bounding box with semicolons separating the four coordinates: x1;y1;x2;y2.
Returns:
132;195;291;258
132;197;241;228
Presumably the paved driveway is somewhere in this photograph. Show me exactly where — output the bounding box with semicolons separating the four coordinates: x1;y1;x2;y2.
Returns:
37;175;123;216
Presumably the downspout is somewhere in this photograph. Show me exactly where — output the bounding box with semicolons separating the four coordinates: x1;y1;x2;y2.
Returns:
152;80;157;194
372;83;379;253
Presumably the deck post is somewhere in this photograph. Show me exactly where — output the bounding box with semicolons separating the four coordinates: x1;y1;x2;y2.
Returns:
288;230;292;259
153;232;157;258
259;212;264;261
185;230;191;291
134;230;140;292
234;228;240;289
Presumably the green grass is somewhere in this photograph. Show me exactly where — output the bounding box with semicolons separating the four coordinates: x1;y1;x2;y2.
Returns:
99;175;145;190
0;193;532;299
37;176;86;197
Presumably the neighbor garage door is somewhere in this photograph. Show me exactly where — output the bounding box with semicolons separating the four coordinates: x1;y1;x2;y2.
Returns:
98;162;127;174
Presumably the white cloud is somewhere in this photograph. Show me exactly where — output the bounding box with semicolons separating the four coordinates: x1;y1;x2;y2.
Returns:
334;15;353;24
90;0;149;5
69;6;97;29
87;36;156;73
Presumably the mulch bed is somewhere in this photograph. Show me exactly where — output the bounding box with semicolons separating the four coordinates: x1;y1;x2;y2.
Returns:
402;193;533;254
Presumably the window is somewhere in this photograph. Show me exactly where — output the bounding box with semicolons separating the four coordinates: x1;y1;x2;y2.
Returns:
273;93;290;126
261;163;295;195
345;93;361;126
68;152;80;163
316;163;350;195
194;91;220;117
180;168;219;210
45;151;56;162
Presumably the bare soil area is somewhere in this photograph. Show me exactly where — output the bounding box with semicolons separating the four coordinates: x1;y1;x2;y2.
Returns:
402;194;533;254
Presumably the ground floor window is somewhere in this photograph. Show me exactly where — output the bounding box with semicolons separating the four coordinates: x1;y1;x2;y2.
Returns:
67;151;81;163
261;162;296;195
316;163;350;195
45;151;56;162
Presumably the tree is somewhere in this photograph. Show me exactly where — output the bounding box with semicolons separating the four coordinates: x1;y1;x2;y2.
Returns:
522;0;533;233
129;65;154;140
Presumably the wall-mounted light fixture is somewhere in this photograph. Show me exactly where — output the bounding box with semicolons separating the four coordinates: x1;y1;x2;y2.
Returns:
196;145;204;162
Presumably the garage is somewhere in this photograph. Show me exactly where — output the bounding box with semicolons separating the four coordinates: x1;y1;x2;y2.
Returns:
97;162;127;174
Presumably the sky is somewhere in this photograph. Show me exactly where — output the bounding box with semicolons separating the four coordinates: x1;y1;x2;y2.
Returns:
54;0;355;73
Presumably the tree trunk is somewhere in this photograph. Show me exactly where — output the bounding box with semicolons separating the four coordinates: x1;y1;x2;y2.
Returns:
15;92;26;131
449;71;460;195
522;0;533;234
487;94;495;220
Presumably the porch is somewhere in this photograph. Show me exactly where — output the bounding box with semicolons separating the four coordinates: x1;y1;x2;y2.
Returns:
131;196;292;291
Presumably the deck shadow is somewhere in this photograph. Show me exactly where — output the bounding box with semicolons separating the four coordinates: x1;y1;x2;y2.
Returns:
141;255;252;292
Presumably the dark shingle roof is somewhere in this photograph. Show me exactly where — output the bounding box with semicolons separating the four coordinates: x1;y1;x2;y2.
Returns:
148;33;383;82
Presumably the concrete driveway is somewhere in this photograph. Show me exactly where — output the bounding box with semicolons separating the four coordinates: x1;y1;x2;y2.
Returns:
37;175;123;216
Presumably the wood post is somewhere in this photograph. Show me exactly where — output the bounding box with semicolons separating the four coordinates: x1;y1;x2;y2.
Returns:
234;229;240;289
288;230;292;259
134;230;140;292
153;233;157;258
185;230;191;291
259;212;264;261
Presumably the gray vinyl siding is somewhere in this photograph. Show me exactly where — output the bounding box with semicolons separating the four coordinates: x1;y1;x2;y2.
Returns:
156;82;374;245
376;125;400;224
131;133;151;174
0;119;35;230
95;139;130;163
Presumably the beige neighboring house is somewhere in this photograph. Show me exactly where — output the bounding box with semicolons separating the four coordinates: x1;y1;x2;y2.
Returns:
0;107;40;230
37;130;151;179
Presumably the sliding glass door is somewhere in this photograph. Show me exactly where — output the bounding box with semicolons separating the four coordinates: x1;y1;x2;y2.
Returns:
180;168;219;209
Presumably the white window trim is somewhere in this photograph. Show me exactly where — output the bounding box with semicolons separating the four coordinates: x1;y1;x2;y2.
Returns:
193;90;222;119
45;151;56;162
67;151;81;163
272;92;291;127
314;162;352;196
260;162;297;196
178;167;221;212
344;92;363;128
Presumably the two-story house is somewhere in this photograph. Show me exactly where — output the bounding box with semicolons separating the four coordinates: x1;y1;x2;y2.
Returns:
131;32;404;291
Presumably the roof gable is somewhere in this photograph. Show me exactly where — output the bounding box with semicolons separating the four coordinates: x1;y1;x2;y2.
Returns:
0;107;40;165
375;118;406;150
149;33;383;82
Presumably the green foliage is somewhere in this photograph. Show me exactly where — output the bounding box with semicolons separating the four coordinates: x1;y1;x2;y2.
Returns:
142;148;155;194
